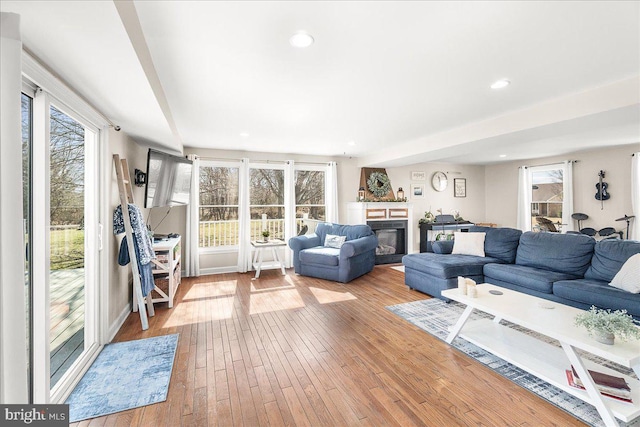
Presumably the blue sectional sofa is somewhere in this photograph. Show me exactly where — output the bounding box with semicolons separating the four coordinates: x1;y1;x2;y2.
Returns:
402;226;640;319
288;223;378;283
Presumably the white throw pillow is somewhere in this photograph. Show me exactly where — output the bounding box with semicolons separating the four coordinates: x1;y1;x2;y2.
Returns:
451;232;486;257
609;253;640;293
325;234;346;249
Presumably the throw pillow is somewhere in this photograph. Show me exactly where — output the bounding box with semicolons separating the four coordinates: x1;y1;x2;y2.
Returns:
609;253;640;293
451;232;486;257
325;234;346;249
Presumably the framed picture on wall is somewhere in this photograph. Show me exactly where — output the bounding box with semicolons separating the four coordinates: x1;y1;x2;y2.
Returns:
411;171;426;181
454;178;466;198
411;183;425;198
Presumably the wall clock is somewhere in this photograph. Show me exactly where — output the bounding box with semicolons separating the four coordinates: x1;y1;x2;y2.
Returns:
431;171;448;192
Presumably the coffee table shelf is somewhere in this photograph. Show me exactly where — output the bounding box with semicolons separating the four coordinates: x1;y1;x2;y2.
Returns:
442;284;640;427
459;319;640;422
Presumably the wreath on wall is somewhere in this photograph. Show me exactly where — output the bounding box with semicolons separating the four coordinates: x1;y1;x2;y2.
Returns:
367;172;392;198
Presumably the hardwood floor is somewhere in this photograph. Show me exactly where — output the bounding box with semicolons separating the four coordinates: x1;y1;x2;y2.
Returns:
75;266;587;426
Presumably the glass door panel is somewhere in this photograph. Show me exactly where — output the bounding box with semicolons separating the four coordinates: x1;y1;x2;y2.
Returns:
49;105;85;388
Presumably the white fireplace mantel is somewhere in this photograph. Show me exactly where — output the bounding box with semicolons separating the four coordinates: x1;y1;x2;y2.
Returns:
346;202;415;254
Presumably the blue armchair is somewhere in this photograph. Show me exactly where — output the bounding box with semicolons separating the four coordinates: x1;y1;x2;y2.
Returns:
288;223;378;283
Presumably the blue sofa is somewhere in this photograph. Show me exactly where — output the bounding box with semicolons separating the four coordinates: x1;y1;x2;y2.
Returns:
402;226;640;319
288;223;378;283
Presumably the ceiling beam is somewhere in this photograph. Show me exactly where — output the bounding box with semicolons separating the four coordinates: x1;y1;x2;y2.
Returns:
359;76;640;168
114;0;183;153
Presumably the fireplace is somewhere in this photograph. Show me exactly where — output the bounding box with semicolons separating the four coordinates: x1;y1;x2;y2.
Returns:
367;220;408;264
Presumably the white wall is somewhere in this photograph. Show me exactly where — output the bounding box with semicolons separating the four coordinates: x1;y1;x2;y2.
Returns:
384;162;486;252
485;144;639;230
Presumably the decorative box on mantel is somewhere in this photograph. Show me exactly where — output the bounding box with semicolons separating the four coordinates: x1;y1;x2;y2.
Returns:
347;202;414;264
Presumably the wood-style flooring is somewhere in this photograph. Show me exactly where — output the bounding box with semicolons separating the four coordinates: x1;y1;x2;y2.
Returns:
73;266;586;426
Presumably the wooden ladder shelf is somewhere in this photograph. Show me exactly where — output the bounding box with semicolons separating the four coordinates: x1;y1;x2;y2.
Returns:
113;154;154;330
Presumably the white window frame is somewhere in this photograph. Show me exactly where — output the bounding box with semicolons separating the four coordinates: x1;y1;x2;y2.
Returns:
23;52;108;404
198;160;241;254
293;163;327;226
249;162;287;241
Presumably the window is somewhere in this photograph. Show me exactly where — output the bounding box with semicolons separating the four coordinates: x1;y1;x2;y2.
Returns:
530;166;564;231
250;166;285;240
295;168;325;233
199;163;239;248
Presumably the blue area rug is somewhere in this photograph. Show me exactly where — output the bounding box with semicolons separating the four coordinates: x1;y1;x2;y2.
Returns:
386;299;639;427
66;334;179;422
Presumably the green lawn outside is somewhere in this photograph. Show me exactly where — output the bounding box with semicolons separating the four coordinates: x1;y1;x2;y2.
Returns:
50;228;84;270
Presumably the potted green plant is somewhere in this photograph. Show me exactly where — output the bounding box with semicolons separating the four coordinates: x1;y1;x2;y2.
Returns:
574;306;640;345
261;230;270;242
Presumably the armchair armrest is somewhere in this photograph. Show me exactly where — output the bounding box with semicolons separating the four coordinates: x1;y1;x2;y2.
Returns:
340;235;378;259
288;234;321;251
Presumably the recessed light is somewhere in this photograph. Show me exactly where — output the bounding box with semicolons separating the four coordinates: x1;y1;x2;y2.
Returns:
239;132;250;137
491;79;510;89
348;141;356;146
499;154;507;158
289;32;314;48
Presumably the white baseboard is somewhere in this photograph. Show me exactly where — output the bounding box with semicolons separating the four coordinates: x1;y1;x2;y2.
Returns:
108;304;131;342
198;266;239;276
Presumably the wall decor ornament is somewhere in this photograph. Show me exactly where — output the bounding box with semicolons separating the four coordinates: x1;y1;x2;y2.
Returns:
411;171;426;181
454;178;466;198
367;171;392;198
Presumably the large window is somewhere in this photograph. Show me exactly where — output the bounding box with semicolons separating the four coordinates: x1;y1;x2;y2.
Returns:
295;168;325;233
530;166;564;231
199;163;239;248
198;161;332;249
250;166;285;240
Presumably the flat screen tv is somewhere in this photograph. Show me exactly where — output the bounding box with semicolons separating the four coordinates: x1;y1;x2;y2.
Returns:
144;149;193;208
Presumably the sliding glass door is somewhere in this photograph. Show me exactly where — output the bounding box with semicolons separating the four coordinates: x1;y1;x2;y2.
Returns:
29;88;101;402
48;105;88;388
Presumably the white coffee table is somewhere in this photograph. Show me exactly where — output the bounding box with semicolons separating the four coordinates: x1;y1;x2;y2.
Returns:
251;240;287;278
441;284;640;427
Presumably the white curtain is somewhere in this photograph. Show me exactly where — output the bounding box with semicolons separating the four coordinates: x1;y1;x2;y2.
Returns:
326;161;339;223
562;160;574;233
185;154;200;276
632;152;640;241
284;160;296;267
237;158;251;272
516;166;532;231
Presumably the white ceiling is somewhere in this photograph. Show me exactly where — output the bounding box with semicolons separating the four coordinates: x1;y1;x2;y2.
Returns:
2;1;639;166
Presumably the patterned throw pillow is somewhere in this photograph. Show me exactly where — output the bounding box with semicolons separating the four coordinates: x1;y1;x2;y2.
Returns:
609;253;640;293
325;234;346;249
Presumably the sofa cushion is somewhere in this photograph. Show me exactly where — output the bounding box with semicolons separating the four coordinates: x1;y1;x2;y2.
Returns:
609;253;640;293
484;263;578;294
299;247;340;266
315;223;373;245
553;278;640;318
452;232;485;257
403;253;499;279
470;226;522;263
515;232;595;277
584;239;640;282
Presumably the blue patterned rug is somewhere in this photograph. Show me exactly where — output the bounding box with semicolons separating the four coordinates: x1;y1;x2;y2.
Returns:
66;334;179;422
386;299;639;427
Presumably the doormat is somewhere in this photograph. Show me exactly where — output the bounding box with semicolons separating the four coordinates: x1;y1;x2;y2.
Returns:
65;333;179;422
386;299;638;427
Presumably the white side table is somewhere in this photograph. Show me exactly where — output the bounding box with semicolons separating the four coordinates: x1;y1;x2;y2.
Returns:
251;240;287;278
